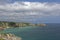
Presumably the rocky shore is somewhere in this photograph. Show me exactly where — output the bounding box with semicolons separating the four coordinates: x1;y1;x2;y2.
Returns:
0;33;21;40
0;21;46;28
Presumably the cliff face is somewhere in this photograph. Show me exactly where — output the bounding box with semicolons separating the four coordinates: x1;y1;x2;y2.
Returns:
37;24;46;26
0;33;21;40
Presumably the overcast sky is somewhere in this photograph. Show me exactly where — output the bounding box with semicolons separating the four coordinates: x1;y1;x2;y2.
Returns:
0;0;60;23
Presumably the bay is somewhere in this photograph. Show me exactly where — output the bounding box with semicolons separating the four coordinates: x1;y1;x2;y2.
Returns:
1;23;60;40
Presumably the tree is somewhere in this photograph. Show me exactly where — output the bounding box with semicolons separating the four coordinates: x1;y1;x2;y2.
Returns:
9;22;16;27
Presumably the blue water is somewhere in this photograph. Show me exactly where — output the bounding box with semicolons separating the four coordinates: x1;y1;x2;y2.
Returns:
1;23;60;40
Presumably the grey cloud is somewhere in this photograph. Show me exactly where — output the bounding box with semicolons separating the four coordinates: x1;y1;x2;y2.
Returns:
0;2;60;22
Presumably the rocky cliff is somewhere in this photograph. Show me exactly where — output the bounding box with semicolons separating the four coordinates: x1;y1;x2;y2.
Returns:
0;33;21;40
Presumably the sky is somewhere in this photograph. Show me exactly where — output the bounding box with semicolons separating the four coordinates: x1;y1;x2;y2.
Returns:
0;0;60;23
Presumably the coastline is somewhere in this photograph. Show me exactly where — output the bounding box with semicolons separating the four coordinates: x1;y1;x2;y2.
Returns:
0;21;46;29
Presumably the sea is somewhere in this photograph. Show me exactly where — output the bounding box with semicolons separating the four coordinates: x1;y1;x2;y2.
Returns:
0;23;60;40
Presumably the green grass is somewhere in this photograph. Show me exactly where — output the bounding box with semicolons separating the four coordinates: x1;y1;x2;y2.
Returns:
0;38;4;40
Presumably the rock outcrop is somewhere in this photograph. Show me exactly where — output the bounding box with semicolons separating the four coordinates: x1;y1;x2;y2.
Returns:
0;33;21;40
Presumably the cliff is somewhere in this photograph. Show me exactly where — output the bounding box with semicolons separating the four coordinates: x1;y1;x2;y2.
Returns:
0;33;21;40
0;21;46;29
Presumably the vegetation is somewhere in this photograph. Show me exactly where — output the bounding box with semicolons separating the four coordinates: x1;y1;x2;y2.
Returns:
0;21;46;29
0;38;4;40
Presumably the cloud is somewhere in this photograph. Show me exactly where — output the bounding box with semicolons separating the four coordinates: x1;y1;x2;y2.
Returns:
0;0;13;5
0;2;60;22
